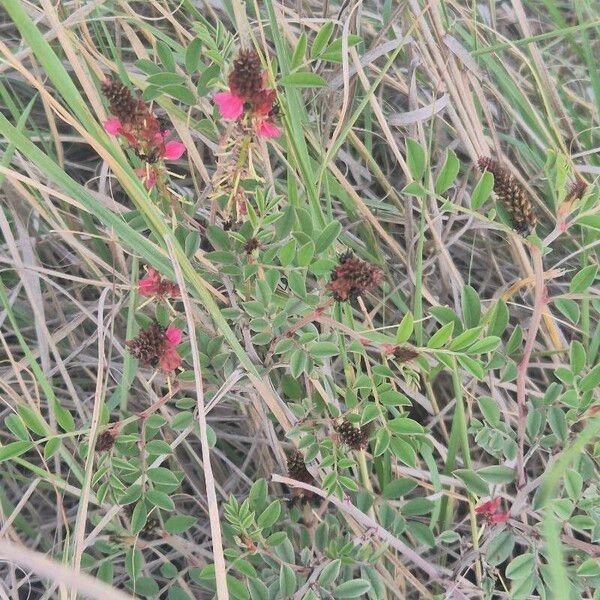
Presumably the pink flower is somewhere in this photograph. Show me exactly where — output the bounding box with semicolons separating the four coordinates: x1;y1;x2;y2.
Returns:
475;498;509;524
257;120;281;138
165;325;182;345
138;267;162;296
138;267;180;298
104;117;123;135
214;92;245;120
160;326;183;372
490;511;510;524
163;140;186;160
475;498;501;515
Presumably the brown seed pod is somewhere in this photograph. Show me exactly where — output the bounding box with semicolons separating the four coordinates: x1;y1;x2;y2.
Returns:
336;419;369;450
125;322;167;368
95;430;117;452
326;252;383;302
228;49;264;99
477;157;536;236
243;237;261;254
101;78;145;124
392;345;420;363
286;450;314;485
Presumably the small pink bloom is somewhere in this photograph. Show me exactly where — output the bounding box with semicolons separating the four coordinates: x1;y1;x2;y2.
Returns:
490;512;510;524
257;120;281;139
475;498;500;515
145;170;158;189
163;140;186;160
104;117;123;135
160;345;182;372
214;92;244;120
138;267;162;296
165;326;183;346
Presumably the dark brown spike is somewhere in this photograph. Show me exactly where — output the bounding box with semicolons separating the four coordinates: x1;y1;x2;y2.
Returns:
243;237;261;254
326;253;383;302
95;430;116;452
228;49;264;99
101;78;144;123
286;450;314;484
126;322;167;368
336;419;369;450
477;157;536;236
565;178;587;204
392;346;420;363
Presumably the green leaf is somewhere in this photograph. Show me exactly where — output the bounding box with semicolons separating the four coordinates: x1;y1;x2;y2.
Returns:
547;407;567;441
395;312;414;343
453;469;489;495
309;342;339;358
471;171;494;209
487;530;515;565
457;355;485;379
318;559;341;587
569;341;586;374
145;440;173;455
401;181;427;197
477;396;500;427
130;501;148;535
427;322;454;348
146;489;175;511
320;35;362;62
577;558;600;576
333;579;372;599
580;363;600;392
314;221;342;253
448;326;482;351
388;417;425;435
382;478;418;499
577;215;600;231
311;22;335;58
435;150;460;194
291;33;307;70
165;515;197;534
146;72;187;86
257;500;281;529
281;72;327;87
506;553;535;579
185;38;202;73
461;285;481;328
478;466;515;484
129;576;159;597
406;138;426;181
554;299;580;323
297;241;315;266
147;467;180;486
279;564;297;597
467;336;500;354
16;405;48;436
488;299;509;337
0;441;32;462
570;264;597;293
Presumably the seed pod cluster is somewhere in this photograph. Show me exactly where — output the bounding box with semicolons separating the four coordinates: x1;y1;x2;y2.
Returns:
327;252;383;302
477;157;536;236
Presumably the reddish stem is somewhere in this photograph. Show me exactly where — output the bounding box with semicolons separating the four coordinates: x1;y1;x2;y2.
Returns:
516;246;546;488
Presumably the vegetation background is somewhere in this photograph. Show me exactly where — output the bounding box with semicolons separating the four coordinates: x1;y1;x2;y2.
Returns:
0;0;599;599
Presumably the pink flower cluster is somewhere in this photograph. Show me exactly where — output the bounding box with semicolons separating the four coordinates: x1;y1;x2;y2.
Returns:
104;118;186;189
138;267;180;299
214;49;281;139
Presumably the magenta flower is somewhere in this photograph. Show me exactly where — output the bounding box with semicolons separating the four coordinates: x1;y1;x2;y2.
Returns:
214;92;244;120
160;326;183;372
213;49;281;138
103;118;186;189
138;267;180;298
